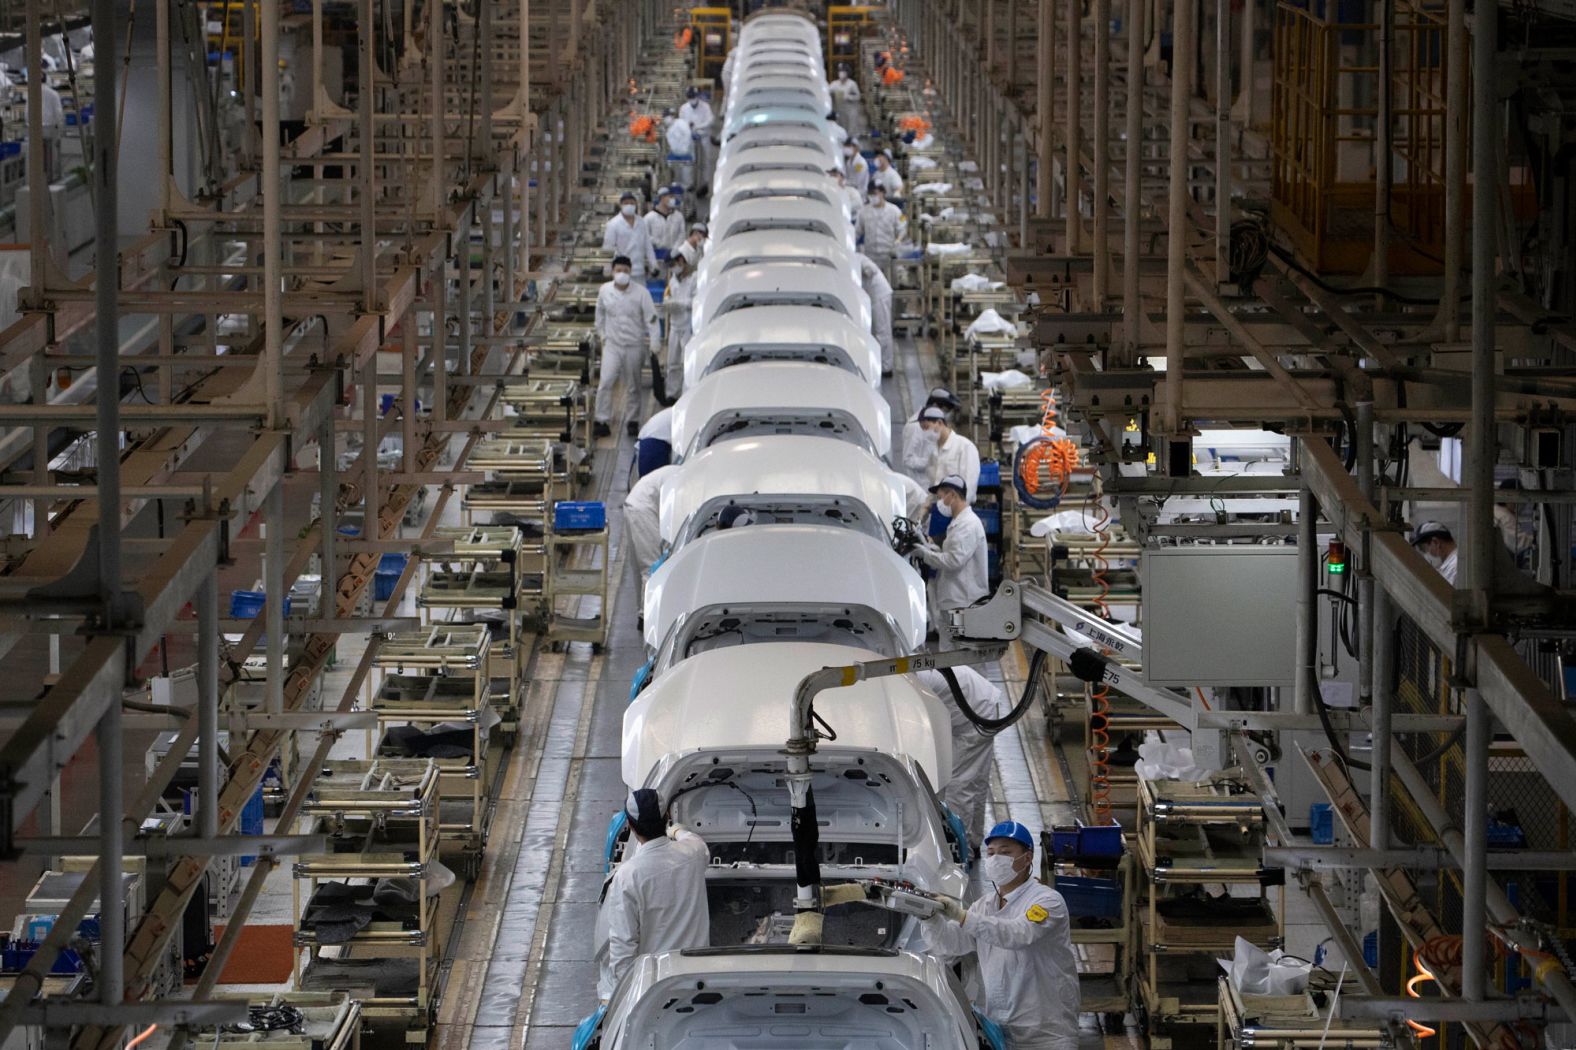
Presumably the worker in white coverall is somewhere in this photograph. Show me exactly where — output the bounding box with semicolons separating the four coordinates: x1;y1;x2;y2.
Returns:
596;788;710;1002
643;187;687;261
622;464;678;586
923;408;982;503
35;80;65;181
871;151;905;199
829;167;862;225
663;109;695;195
856;251;894;376
679;87;715;191
923;821;1081;1050
855;184;905;280
603;192;658;278
842;140;870;196
829;64;862;137
916;667;1004;853
916;474;989;626
594;255;659;438
901;388;962;485
663;243;698;400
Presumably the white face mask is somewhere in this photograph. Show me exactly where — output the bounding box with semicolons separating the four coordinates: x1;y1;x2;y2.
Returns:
662;197;674;210
613;271;631;287
844;146;856;157
1421;550;1442;569
838;71;848;80
936;498;955;518
983;852;1021;889
926;428;942;444
621;203;636;217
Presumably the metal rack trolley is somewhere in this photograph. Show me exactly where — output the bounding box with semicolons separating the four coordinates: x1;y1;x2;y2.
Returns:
294;759;442;1038
1048;850;1137;1028
192;992;363;1050
1217;977;1389;1049
1134;774;1285;1047
370;627;493;878
545;522;610;651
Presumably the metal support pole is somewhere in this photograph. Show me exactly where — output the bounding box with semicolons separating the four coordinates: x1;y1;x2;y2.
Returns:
318;416;337;595
403;310;417;472
26;0;47;297
1163;0;1193;433
1236;0;1255;125
92;0;124;616
1065;0;1081;251
1441;0;1465;339
265;481;285;714
1036;0;1055;219
1466;0;1497;607
1092;0;1110;306
157;0;173;217
360;0;378;312
1462;688;1489;1000
1356;399;1375;706
1369;583;1392;850
1295;476;1316;715
1373;0;1392;300
430;0;445;215
1214;0;1230;283
197;572;219;839
363;356;380;537
261;0;284;429
97;701;123;1006
1122;0;1144;351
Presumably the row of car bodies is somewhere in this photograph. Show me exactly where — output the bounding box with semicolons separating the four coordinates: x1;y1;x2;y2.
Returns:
580;11;1006;1048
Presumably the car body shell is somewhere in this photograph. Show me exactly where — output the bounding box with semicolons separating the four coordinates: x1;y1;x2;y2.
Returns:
640;523;925;651
667;358;890;460
721;106;841;147
690;259;869;335
695;229;861;302
707;171;854;227
681;304;882;389
712;143;839;190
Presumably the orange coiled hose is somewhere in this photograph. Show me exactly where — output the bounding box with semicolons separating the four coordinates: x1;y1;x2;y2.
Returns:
1016;391;1081;501
675;26;693;49
1406;933;1536;1045
629;114;657;142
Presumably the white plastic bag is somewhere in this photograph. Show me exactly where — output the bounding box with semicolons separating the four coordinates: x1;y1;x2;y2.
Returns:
965;308;1016;338
1221;936;1312;995
1134;735;1209;782
980;368;1033;390
913;181;954;195
926;241;972;256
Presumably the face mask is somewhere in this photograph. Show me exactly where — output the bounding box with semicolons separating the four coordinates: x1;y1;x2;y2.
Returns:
621;203;636;217
936;499;955;518
662;197;674;210
926;428;942;444
844;146;856;157
983;852;1020;889
613;271;631;287
1422;550;1441;569
838;71;848;80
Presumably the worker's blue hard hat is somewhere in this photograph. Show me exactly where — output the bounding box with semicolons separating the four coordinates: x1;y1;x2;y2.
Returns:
984;820;1035;852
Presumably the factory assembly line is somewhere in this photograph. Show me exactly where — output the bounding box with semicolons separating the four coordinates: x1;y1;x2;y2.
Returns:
0;0;1574;1049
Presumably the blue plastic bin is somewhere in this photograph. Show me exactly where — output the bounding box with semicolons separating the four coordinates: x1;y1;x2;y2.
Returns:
229;590;291;619
1054;875;1124;919
977;506;1002;537
239;784;265;866
647;280;666;305
979;461;1001;488
1050;826;1080;857
374;553;408;602
1310;802;1334;844
1078;822;1124;856
555;501;606;531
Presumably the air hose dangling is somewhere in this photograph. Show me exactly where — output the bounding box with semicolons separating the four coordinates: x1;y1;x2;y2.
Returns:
932;389;1079;738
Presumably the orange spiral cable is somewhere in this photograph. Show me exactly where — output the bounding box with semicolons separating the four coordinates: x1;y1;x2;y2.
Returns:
1016;390;1081;500
1407;934;1526;1044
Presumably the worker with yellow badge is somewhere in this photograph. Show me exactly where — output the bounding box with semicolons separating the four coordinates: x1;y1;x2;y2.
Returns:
922;821;1081;1049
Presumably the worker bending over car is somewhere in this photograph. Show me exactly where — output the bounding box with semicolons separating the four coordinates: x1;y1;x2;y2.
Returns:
923;821;1081;1050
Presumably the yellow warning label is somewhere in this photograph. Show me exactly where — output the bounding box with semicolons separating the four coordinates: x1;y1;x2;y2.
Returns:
1025;904;1049;924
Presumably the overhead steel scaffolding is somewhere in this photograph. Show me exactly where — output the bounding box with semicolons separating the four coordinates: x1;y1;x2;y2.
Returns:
0;0;658;1039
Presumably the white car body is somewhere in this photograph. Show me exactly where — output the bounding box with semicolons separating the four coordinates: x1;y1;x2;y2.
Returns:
695;229;861;300
707;171;853;226
641;523;925;653
656;434;910;548
667;359;891;460
589;947;998;1050
709;196;855;251
726;75;832;117
682;304;882;389
690;261;870;335
712;143;838;190
717;125;841;165
722;105;840;146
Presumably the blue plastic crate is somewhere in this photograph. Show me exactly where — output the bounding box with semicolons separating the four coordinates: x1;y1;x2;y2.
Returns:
1078;822;1123;856
1050;826;1080;857
647;280;666;305
979;461;1001;488
1054;875;1123;919
555;501;606;531
1487;820;1527;849
229;590;291;619
977;506;1001;537
0;142;20;158
239;785;264;866
1310;802;1334;844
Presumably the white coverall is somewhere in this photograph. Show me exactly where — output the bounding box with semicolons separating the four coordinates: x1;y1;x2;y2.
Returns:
829;74;863;137
664;265;696;398
602;214;658;278
922;880;1081;1050
839;184;864;225
900;474;930;522
594;279;659;424
596;829;711;1001
844;152;871;196
679;97;715;183
665;115;696;193
857;252;894;372
872;162;905;198
643;206;686;256
638;408;673;445
930;431;982;502
36;82;65;181
918;503;989;615
855;200;906;276
901;416;935;485
916;667;1004;849
623;464;679;580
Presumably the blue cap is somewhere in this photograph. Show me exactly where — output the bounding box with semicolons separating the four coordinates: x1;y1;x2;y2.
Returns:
984;820;1034;852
